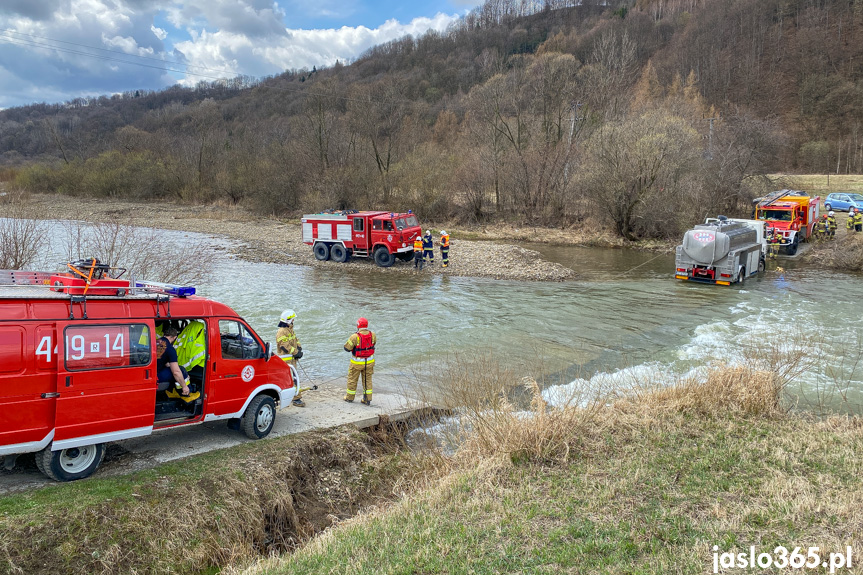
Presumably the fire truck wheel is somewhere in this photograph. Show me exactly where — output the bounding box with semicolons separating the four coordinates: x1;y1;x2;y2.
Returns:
36;443;105;482
331;244;350;263
373;246;395;267
242;395;276;439
313;242;330;261
787;237;799;255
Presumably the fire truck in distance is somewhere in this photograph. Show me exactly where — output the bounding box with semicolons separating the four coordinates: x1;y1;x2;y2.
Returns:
301;210;422;267
753;190;820;255
0;259;298;482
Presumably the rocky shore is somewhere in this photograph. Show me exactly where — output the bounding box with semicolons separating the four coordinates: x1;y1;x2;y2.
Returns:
18;194;576;282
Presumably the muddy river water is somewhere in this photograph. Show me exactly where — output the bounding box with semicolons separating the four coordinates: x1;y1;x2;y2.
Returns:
197;239;863;414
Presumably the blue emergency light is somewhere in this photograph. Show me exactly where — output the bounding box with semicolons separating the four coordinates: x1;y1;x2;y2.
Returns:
135;280;196;297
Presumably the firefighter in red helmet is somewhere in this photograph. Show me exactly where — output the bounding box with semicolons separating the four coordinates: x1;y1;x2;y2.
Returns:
344;317;376;405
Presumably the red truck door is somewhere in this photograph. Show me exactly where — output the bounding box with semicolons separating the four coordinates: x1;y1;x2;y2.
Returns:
54;321;156;444
0;324;56;451
352;216;369;250
208;319;270;417
370;217;395;249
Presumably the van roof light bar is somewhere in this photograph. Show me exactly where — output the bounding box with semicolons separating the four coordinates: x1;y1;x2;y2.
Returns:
135;281;196;297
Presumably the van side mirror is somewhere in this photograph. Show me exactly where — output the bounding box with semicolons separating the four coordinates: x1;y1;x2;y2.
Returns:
263;342;271;360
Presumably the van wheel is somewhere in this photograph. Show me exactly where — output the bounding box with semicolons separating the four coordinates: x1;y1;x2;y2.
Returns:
37;443;105;482
242;395;276;439
373;246;395;267
331;244;350;263
313;242;330;261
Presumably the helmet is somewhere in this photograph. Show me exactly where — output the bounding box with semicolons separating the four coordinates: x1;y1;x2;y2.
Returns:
425;230;431;236
280;309;296;324
356;317;368;329
440;230;447;236
829;211;835;216
822;214;828;219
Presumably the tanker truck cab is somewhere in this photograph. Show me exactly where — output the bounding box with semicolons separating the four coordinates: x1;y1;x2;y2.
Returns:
0;270;297;482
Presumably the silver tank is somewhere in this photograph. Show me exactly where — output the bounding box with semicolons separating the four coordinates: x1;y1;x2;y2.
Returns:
681;221;757;264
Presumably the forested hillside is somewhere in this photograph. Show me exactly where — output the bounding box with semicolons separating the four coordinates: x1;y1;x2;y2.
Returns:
2;0;860;239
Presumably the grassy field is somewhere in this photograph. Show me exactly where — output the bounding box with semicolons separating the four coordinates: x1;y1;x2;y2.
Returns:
775;174;863;195
0;426;424;575
236;366;863;575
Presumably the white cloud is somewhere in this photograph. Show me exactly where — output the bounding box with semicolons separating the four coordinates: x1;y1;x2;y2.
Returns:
151;25;168;40
174;12;461;80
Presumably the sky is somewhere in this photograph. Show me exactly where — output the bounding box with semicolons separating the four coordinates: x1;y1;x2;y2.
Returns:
0;0;483;109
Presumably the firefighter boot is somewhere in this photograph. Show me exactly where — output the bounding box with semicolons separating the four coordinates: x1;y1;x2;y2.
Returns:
361;395;371;406
344;395;354;402
292;397;306;407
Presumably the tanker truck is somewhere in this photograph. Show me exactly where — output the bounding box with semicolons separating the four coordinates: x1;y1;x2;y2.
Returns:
674;216;766;285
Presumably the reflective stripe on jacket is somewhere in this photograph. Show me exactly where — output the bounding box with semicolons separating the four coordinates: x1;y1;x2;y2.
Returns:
175;320;206;370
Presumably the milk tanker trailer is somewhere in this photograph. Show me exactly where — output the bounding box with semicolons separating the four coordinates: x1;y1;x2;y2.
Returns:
674;216;766;285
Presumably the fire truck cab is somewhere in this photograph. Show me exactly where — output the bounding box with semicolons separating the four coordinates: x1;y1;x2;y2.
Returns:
302;210;422;267
0;270;297;482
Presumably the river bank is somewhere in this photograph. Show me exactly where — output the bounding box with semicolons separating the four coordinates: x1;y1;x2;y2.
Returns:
2;366;860;575
13;194;578;281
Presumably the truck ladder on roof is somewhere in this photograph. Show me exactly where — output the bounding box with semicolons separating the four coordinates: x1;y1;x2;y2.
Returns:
756;190;792;208
0;270;54;286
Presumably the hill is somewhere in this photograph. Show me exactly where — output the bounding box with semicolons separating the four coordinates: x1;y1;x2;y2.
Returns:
1;0;861;239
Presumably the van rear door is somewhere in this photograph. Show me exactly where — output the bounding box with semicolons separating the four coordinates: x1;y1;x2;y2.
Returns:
54;321;156;447
0;324;56;454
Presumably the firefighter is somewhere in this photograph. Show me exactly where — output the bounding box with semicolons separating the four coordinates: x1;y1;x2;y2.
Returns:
826;211;837;237
422;230;435;263
767;229;781;259
854;208;863;232
158;326;200;403
440;230;450;268
174;319;206;390
847;209;858;232
413;234;424;270
814;215;827;240
344;317;375;406
276;309;305;407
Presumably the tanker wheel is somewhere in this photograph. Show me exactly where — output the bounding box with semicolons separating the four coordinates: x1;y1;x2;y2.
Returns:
737;268;745;284
331;244;350;263
313;242;330;261
373;247;395;267
36;443;105;482
758;258;766;273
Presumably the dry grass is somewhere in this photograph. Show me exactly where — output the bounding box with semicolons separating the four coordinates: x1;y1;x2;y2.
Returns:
805;232;863;271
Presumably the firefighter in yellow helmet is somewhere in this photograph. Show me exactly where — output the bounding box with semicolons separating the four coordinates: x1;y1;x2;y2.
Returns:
277;309;305;407
344;317;375;405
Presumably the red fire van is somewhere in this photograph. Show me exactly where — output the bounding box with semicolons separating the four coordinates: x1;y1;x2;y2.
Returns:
0;266;297;481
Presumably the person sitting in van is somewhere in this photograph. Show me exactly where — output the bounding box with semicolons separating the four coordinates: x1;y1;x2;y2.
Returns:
157;327;200;403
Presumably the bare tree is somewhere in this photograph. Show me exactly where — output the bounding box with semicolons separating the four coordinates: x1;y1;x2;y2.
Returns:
0;191;46;269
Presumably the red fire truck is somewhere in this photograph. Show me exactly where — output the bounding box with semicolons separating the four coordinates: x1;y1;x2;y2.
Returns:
0;261;297;481
301;210;422;267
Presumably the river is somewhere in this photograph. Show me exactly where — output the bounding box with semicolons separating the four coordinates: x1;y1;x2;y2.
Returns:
192;239;863;415
31;224;863;414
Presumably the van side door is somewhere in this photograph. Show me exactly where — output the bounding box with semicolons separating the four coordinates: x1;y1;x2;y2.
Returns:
0;324;56;454
208;319;269;417
54;321;155;445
